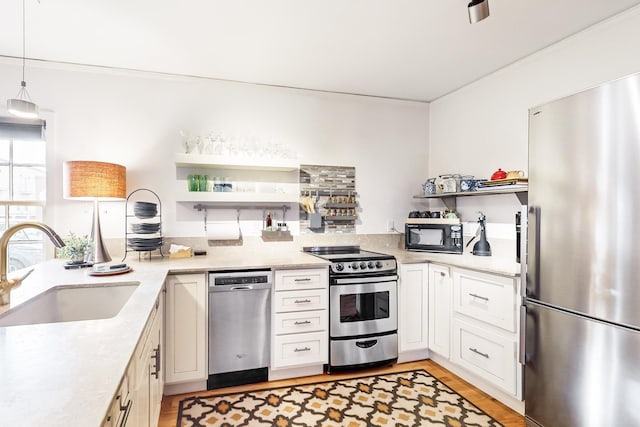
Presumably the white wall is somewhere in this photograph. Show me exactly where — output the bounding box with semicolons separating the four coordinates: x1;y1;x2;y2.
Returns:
5;6;639;243
429;6;640;225
0;62;429;239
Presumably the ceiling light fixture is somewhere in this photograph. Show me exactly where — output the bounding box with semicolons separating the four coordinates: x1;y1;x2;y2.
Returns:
468;0;490;24
6;0;39;119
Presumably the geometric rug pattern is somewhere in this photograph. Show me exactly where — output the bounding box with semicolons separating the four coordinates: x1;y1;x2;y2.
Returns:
177;369;503;426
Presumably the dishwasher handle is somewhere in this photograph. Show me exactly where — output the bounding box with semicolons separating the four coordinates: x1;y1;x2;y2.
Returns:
209;282;272;292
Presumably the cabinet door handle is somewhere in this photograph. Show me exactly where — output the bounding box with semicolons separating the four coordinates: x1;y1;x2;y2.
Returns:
294;346;311;352
469;293;489;301
469;347;490;359
294;278;312;282
151;344;161;378
440;272;446;277
294;320;311;325
118;399;132;427
294;299;311;304
116;394;126;412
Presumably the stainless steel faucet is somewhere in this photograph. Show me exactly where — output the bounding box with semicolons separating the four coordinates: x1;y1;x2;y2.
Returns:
0;222;65;306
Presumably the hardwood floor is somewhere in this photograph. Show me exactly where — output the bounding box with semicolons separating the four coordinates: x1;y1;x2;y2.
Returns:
158;360;525;427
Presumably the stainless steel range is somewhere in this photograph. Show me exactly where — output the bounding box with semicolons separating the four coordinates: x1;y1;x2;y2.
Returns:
303;246;398;372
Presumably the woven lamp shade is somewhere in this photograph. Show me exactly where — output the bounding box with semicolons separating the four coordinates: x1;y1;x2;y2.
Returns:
63;161;126;200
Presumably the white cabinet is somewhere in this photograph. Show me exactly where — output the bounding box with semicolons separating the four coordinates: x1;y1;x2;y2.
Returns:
102;292;163;427
272;331;327;369
273;310;327;335
102;370;131;427
452;317;517;394
452;268;516;332
428;264;451;358
398;263;429;361
273;288;327;312
451;267;520;397
165;274;207;385
148;304;163;426
130;292;164;427
271;268;328;378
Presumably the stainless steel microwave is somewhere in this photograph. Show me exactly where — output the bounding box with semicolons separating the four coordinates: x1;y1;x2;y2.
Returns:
405;220;463;254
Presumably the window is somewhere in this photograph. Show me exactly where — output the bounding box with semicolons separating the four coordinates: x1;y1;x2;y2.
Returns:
0;117;47;272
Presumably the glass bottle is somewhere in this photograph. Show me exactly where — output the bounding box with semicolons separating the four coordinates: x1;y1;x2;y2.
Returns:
266;212;272;230
199;174;209;192
189;174;200;192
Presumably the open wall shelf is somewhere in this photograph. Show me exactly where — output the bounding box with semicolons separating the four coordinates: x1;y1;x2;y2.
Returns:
413;188;528;210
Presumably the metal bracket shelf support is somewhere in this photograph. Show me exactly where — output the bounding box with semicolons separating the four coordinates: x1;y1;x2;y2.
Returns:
193;204;291;212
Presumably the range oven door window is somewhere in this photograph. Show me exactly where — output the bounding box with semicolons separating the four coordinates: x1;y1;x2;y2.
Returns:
330;279;397;338
340;291;389;322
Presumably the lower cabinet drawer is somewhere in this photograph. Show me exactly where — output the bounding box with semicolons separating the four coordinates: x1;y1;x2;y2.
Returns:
275;268;328;291
274;289;327;313
274;310;327;335
453;268;517;332
272;331;328;369
452;318;517;395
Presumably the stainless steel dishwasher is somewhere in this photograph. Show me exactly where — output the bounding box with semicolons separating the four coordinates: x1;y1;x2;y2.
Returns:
207;270;272;389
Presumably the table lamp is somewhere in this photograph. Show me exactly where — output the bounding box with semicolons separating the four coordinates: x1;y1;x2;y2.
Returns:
63;161;126;264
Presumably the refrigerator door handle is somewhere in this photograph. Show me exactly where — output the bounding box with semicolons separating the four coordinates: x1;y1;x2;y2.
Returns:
527;206;541;299
519;205;528;296
519;304;527;365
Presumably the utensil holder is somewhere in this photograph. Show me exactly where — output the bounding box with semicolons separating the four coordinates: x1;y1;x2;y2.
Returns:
308;213;322;229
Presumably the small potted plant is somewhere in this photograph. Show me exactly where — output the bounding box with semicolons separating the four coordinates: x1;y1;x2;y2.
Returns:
57;232;90;264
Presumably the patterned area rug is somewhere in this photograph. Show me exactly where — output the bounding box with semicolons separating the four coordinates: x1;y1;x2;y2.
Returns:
177;369;503;427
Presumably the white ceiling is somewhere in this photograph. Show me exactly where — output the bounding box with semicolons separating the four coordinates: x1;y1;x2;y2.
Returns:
1;0;640;102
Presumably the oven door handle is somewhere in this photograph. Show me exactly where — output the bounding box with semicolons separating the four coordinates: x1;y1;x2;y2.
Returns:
355;339;378;349
333;275;398;285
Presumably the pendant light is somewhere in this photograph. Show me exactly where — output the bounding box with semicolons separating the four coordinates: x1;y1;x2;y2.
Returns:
468;0;490;24
7;0;39;119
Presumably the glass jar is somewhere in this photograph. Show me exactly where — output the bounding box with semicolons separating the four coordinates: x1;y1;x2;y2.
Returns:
223;177;232;192
189;174;200;192
199;174;209;192
213;177;223;192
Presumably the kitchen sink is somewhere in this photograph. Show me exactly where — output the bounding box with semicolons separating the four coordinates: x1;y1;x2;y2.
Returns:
0;282;140;327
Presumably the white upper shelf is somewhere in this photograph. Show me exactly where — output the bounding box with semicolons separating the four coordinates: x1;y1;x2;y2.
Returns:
174;154;299;171
175;190;299;203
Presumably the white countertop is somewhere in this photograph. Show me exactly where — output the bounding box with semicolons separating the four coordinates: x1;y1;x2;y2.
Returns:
0;250;328;427
0;261;171;427
390;249;522;277
0;245;518;427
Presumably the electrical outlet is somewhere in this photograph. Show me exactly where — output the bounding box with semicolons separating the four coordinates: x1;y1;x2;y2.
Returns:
386;219;395;232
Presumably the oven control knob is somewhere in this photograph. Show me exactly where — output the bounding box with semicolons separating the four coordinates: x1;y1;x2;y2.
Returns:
368;261;375;269
359;262;367;270
335;263;344;272
351;262;359;270
375;261;383;269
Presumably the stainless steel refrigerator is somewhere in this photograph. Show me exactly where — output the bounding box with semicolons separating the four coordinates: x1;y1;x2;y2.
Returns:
524;72;640;427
